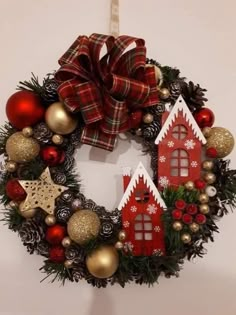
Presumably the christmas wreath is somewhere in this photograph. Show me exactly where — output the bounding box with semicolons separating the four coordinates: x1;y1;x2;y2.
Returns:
1;33;235;287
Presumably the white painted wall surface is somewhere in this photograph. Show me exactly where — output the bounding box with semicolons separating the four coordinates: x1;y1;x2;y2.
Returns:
0;1;236;314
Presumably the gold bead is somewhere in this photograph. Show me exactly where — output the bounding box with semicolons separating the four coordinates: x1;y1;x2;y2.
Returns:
202;127;212;138
172;221;183;231
202;160;214;171
118;230;127;241
198;193;209;204
22;127;33;137
115;241;124;250
159;88;170;100
5;161;17;173
86;245;119;279
45;214;56;226
52;134;64;145
204;172;216;184
199;204;210;214
189;222;200;233
9;200;18;208
143;113;154;124
64;260;73;269
135;128;142;136
181;233;191;244
6;132;40;163
45;102;78;135
67;210;100;245
184;181;195;191
206;127;234;158
18;201;37;218
62;236;72;248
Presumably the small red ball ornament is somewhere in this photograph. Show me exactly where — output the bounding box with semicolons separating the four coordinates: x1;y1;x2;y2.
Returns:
129;110;143;129
49;245;65;263
195;214;207;225
194;179;206;190
175;199;186;210
46;224;66;245
186;204;198;215
6;91;45;129
40;146;65;166
6;179;26;201
182;214;193;224
206;147;218;158
194;108;215;128
172;209;183;220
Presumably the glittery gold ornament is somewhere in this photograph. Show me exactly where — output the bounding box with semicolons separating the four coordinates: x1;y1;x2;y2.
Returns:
184;181;195;191
115;241;124;250
62;236;72;248
64;260;73;269
5;161;17;173
172;221;183;231
202;127;212;138
159;88;170;100
67;210;100;245
198;193;209;204
18;201;37;218
118;230;127;241
45;102;78;135
181;233;191;244
45;214;56;226
206;127;234;158
19;168;67;215
22;126;33;137
6;132;40;163
199;204;210;214
189;222;200;233
204;172;216;184
86;245;119;279
52;134;64;145
143;113;154;124
202;160;214;171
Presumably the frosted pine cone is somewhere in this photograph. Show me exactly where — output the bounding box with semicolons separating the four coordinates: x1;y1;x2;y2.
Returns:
33;122;53;145
19;219;45;254
56;206;72;223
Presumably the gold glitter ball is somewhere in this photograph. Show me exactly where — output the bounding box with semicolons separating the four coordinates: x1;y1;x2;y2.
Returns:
6;132;40;163
67;210;100;245
206;127;234;158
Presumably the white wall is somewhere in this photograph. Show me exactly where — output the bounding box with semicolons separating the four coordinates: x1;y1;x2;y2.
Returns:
0;1;236;314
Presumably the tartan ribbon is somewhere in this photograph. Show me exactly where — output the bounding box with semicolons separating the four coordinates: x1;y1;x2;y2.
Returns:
55;33;159;151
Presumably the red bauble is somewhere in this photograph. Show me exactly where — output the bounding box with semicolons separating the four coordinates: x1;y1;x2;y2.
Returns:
40;146;65;166
46;224;66;245
6;91;45;129
182;214;193;224
175;199;186;210
172;209;183;220
194;179;206;190
206;147;218;158
194;108;215;128
49;245;65;263
186;204;198;215
129;110;143;129
6;179;26;201
195;214;206;225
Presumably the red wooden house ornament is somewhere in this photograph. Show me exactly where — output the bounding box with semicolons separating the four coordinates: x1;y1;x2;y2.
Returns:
155;95;207;189
118;162;166;256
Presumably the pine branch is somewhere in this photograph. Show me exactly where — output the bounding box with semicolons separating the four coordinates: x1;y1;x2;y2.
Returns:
0;123;16;155
40;260;72;284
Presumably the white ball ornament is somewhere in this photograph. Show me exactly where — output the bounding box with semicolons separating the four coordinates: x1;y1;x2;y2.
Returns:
205;186;217;197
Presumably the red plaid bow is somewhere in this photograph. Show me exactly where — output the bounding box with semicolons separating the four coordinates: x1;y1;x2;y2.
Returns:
55;33;158;151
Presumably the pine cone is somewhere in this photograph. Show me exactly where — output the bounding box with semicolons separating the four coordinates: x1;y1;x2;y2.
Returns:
100;220;114;239
72;265;86;282
63;155;75;172
36;241;50;257
59;190;75;204
143;120;161;139
70;127;83;148
82;199;96;210
19;219;45;254
51;170;67;185
56;206;72;223
180;81;208;112
42;74;59;105
86;275;109;288
169;82;181;103
33;122;53;145
65;245;85;264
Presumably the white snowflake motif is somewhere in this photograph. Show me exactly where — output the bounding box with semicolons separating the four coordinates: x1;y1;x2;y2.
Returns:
130;205;137;213
159;155;166;163
154;226;161;233
147;203;158;215
158;176;170;188
191;161;198;168
184;139;196;150
167;141;175;148
152;249;164;256
123;221;130;228
123;241;134;252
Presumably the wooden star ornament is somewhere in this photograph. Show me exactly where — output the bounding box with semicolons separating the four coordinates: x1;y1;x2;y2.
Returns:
19;167;68;215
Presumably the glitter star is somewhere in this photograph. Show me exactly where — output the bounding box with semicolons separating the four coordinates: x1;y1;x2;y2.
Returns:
19;167;68;215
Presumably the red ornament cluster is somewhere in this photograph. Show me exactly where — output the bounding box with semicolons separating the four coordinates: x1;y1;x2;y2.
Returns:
6;179;26;201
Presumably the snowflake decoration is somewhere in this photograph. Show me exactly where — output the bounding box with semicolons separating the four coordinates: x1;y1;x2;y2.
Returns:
152;249;164;256
123;221;130;228
159;176;169;188
191;161;198;168
147;203;158;215
159;156;166;163
184;139;196;150
167;141;174;148
154;226;161;233
130;205;137;213
123;241;134;252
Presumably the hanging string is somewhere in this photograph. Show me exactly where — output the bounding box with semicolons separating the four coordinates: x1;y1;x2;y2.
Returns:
110;0;119;37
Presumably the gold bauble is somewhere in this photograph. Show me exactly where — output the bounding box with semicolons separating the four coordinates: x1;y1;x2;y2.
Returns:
52;134;64;145
86;245;119;279
189;222;200;233
184;181;195;191
206;127;234;158
5;161;17;173
45;214;56;226
143;113;154;124
22;127;33;137
204;172;216;184
62;236;72;248
198;193;209;204
159;88;170;100
45;102;78;135
64;260;73;269
199;204;210;214
181;233;191;244
172;221;183;231
6;132;40;163
67;210;100;245
118;230;127;241
115;241;124;250
18;201;37;218
202;127;212;138
202;160;214;171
